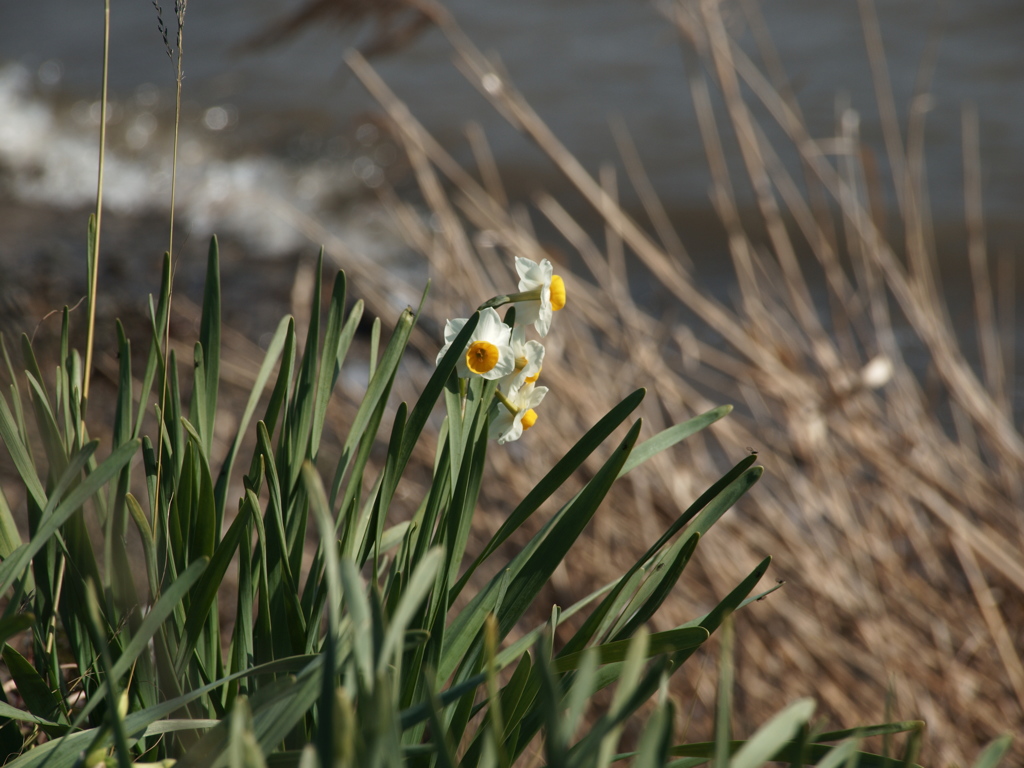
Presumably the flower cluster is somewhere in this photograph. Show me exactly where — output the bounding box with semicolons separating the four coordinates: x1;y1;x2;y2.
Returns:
436;256;566;444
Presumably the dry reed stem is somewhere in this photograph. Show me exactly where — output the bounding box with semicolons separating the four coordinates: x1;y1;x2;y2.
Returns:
331;2;1024;762
112;1;1023;762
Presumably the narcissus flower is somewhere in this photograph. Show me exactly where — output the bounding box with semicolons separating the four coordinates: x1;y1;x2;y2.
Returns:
511;257;566;337
436;307;515;380
501;325;545;391
490;381;548;444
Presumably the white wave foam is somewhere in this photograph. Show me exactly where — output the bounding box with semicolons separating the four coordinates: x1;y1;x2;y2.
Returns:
0;63;411;271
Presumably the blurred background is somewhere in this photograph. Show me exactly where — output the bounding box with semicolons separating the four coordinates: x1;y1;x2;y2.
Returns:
2;0;1023;265
2;1;1024;764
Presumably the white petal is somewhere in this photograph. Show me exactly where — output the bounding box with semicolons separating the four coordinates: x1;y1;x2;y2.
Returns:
516;257;552;291
534;306;553;337
443;317;468;345
475;308;511;347
513;300;541;327
515;256;538;283
526;385;549;408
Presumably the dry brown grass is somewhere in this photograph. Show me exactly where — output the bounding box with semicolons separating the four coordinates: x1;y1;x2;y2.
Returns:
263;0;1022;763
8;0;1010;762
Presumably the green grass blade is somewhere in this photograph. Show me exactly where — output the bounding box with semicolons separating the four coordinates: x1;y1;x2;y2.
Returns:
0;485;23;559
72;557;209;727
174;499;257;674
813;739;863;768
82;582;133;768
451;388;646;599
0;613;32;647
310;271;353;458
552;627;708;673
215;315;290;516
971;735;1014;768
0;439;138;597
617;405;732;478
683;556;772;639
329;305;421;508
0;702;60;730
0;383;46;512
730;698;815;768
634;695;674;768
132;252;172;442
258;318;296;444
378;547;444;675
815;721;926;742
1;645;68;731
668;739;924;768
495;419;642;639
681;465;763;542
283;250;324;494
23;371;68;482
199;235;222;456
124;493;159;600
609;532;700;642
340;557;375;692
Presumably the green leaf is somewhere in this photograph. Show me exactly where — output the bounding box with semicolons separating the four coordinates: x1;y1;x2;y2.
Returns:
133;251;172;440
495;419;642;639
0;385;46;512
199;235;222;456
174;497;257;674
971;735;1014;768
669;741;921;768
3;656;322;768
681;465;762;543
451;388;646;598
72;558;209;728
617;405;732;478
283;249;325;494
815;721;926;743
0;485;23;559
730;698;816;768
329;305;421;508
634;695;674;768
215;315;290;516
559;454;758;664
0;702;60;729
23;370;68;484
813;739;863;768
552;627;708;673
714;617;733;768
609;532;700;642
340;557;375;692
378;547;445;674
0;613;33;647
310;271;357;458
0;439;138;597
1;645;67;731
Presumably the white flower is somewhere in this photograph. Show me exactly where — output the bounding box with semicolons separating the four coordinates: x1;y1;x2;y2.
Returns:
513;257;566;337
490;381;548;444
436;307;515;380
501;325;545;391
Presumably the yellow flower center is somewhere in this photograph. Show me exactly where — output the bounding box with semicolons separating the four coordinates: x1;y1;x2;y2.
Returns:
521;409;538;431
466;341;499;375
550;275;566;311
525;366;542;384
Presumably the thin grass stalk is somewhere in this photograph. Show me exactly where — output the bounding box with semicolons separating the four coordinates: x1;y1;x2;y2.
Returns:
154;1;186;572
81;0;110;416
962;105;1004;411
952;537;1024;714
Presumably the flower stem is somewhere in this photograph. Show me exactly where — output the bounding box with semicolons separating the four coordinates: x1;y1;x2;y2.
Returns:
494;389;519;415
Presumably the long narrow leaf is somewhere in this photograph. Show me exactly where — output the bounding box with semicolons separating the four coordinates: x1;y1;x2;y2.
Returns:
0;439;138;597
